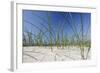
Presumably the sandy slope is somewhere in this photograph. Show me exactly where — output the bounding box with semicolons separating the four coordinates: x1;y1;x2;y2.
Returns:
23;46;90;63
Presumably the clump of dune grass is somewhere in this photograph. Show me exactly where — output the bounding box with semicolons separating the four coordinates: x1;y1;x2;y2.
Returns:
23;11;91;60
62;12;91;59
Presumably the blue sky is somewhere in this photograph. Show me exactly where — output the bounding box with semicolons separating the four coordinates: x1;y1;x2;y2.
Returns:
23;10;91;43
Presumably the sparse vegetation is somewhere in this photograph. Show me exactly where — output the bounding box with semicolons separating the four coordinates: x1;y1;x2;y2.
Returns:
22;10;91;62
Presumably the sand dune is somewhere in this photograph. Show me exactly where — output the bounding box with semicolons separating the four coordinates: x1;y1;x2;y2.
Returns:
23;46;90;63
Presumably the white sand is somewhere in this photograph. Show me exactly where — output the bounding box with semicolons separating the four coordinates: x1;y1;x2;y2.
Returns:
23;46;90;63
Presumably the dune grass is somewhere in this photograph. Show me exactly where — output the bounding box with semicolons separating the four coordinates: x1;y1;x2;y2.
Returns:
23;11;91;60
